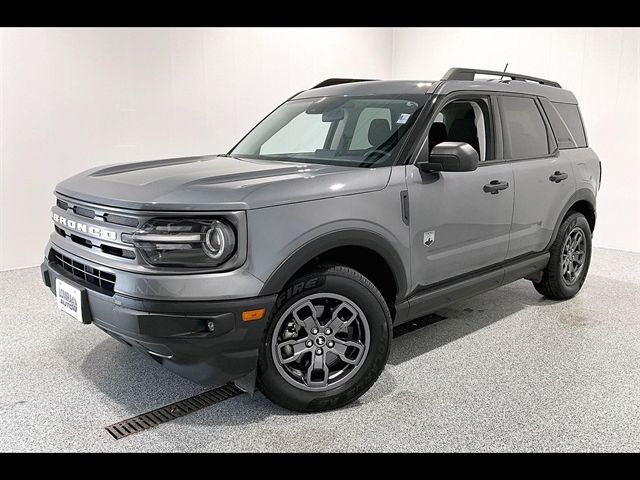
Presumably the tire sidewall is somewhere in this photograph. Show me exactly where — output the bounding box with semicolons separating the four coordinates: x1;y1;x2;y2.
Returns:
257;268;391;412
553;213;592;296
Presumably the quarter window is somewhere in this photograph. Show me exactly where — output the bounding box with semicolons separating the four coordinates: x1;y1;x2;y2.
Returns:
499;96;549;159
539;97;577;150
553;102;588;147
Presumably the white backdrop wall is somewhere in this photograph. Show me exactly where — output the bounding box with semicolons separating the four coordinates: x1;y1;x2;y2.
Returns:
392;28;640;253
0;27;393;271
1;28;638;271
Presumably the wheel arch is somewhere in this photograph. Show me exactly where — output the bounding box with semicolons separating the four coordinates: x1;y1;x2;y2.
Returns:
547;188;596;250
259;230;407;309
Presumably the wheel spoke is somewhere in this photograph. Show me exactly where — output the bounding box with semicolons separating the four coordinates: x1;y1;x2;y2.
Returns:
277;338;312;364
332;339;365;365
292;301;320;332
326;301;359;332
306;351;329;387
572;232;582;250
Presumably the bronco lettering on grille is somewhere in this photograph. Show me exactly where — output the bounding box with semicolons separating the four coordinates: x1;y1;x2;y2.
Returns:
52;212;117;241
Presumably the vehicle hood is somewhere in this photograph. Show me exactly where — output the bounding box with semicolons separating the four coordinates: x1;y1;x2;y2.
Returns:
55;155;392;211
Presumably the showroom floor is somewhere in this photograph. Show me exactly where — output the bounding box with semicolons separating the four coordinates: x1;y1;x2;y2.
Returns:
1;247;639;452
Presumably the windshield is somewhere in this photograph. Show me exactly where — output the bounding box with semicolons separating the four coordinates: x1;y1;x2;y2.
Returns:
230;94;427;168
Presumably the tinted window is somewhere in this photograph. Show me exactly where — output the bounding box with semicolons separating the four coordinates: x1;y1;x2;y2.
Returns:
553;102;587;147
499;96;549;159
539;97;576;150
428;98;492;161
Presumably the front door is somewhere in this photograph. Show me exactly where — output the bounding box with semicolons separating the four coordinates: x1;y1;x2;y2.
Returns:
407;95;514;292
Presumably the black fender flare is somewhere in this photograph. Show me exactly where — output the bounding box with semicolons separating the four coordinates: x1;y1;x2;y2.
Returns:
545;188;596;251
259;229;408;300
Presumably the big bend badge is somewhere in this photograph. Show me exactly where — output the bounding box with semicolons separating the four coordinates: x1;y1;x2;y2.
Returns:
423;230;435;247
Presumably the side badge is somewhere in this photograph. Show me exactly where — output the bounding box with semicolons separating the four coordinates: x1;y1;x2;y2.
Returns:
423;230;435;247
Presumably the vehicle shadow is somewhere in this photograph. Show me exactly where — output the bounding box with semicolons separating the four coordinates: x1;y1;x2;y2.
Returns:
71;279;557;428
388;279;557;366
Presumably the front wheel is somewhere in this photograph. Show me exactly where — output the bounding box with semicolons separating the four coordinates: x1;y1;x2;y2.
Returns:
533;211;592;300
257;265;392;412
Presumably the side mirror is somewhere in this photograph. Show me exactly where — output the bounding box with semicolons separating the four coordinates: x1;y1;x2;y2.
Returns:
416;141;479;173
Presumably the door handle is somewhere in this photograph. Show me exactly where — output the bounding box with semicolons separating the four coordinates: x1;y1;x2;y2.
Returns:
483;180;510;194
549;171;568;183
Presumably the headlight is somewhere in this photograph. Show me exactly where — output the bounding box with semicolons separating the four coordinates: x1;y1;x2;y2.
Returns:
129;218;236;268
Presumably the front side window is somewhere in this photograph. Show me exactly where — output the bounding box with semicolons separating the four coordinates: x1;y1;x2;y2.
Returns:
499;96;550;159
427;98;492;161
231;95;426;168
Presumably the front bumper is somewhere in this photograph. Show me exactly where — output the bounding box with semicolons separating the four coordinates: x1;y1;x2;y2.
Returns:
41;257;277;387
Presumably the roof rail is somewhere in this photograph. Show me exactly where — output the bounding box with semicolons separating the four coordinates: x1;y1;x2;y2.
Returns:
442;68;561;88
312;78;376;89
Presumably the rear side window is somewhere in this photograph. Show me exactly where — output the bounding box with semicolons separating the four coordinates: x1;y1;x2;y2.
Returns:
553;102;588;147
539;97;577;150
498;96;549;159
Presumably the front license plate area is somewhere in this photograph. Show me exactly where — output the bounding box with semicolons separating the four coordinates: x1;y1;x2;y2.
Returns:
56;278;90;324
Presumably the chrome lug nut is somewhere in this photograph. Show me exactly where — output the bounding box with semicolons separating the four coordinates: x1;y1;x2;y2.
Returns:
327;340;334;348
316;348;323;355
311;327;319;335
306;340;313;348
324;328;332;335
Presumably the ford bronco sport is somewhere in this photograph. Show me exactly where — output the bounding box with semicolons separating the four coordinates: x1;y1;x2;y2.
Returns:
41;68;601;412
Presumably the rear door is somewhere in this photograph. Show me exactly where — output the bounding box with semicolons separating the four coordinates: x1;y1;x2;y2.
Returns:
500;95;576;258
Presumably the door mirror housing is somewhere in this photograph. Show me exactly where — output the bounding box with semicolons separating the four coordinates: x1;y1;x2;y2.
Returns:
417;141;479;172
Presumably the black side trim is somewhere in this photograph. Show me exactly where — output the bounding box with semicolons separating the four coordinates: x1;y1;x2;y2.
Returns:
410;251;545;298
400;190;410;225
259;229;408;299
400;252;550;325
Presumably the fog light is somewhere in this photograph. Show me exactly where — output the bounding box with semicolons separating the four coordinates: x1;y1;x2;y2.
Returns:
207;320;215;332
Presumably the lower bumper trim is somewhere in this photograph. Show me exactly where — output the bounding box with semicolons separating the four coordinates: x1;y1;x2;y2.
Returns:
41;258;277;386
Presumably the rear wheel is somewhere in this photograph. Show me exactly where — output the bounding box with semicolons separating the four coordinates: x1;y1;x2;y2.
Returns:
257;265;391;412
533;212;592;299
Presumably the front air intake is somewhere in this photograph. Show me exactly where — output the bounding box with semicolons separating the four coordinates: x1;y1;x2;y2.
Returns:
49;249;116;295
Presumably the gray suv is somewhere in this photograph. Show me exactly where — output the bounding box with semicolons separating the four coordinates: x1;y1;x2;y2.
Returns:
41;68;601;412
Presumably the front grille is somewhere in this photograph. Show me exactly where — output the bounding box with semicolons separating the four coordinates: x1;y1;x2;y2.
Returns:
56;199;69;210
104;213;139;227
74;205;96;219
50;249;116;294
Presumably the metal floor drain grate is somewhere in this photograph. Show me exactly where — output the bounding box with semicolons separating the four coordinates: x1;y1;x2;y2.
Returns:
393;313;447;338
105;383;243;440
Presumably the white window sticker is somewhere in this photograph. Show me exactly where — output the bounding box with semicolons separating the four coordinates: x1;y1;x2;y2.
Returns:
397;113;411;124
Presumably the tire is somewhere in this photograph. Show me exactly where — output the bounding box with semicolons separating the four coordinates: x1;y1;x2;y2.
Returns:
257;265;392;412
533;211;592;300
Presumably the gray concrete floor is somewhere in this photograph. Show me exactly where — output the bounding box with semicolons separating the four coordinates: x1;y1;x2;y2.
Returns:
1;247;639;452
